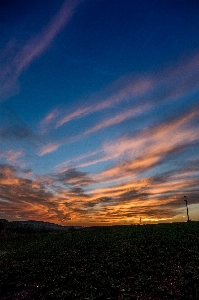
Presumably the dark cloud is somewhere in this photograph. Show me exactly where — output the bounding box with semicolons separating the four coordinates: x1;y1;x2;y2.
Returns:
98;196;114;204
0;104;34;141
0;125;31;140
83;196;114;209
118;189;150;202
23;168;32;175
56;168;95;187
70;186;90;197
83;191;150;210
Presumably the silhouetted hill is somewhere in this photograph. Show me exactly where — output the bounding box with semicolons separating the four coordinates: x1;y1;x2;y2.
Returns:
0;219;83;233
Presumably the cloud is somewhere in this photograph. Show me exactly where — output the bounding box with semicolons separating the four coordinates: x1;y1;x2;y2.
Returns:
38;99;152;158
54;150;101;171
39;102;150;158
84;104;150;136
1;158;198;225
0;164;17;181
55;168;95;187
93;107;199;183
80;165;199;224
0;163;70;222
38;142;60;156
55;105;199;174
0;125;32;141
40;50;199;135
34;98;199;224
0;150;23;163
0;0;83;102
37;49;199;160
0;163;95;224
0;104;33;141
39;108;60;133
0;104;40;166
41;76;153;128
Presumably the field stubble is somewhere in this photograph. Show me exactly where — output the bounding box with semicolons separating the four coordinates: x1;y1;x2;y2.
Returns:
0;222;199;299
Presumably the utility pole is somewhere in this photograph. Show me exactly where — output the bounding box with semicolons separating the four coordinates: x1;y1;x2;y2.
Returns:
184;196;190;222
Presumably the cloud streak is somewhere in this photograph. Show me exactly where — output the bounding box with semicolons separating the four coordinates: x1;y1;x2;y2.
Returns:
40;50;199;134
0;0;83;102
38;142;60;156
37;50;199;160
84;104;151;136
94;107;199;183
40;76;153;132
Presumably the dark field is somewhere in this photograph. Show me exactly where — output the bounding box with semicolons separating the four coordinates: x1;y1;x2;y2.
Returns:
0;222;199;300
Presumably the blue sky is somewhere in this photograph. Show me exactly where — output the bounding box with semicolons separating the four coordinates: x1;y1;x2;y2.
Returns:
0;0;199;225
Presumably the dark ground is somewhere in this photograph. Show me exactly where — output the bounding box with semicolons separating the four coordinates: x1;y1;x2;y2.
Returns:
0;222;199;299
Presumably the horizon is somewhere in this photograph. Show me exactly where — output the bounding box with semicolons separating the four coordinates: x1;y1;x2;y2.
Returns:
0;0;199;226
1;218;196;227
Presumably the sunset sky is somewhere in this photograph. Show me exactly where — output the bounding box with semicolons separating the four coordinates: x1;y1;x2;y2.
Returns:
0;0;199;226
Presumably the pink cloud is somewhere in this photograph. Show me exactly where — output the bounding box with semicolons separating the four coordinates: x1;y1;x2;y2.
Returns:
56;106;91;128
0;150;23;163
39;108;60;133
55;77;154;128
55;150;100;171
40;76;153;132
41;103;151;159
13;0;83;75
84;104;151;135
38;142;60;156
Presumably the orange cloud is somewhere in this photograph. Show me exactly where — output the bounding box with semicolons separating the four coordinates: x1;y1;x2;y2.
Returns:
93;108;199;182
1;105;199;225
1;160;198;225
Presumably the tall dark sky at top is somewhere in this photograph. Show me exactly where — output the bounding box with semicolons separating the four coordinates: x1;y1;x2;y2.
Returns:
0;0;199;225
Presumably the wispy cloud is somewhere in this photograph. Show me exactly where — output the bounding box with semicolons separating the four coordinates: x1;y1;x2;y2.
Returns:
54;105;199;173
55;150;101;171
0;0;83;102
37;50;199;160
38;142;60;156
84;104;150;136
40;76;153;131
39;108;60;134
38;102;151;156
40;50;199;134
94;107;199;183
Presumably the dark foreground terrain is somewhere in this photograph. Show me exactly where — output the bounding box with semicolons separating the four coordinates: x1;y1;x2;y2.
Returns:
0;222;199;299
